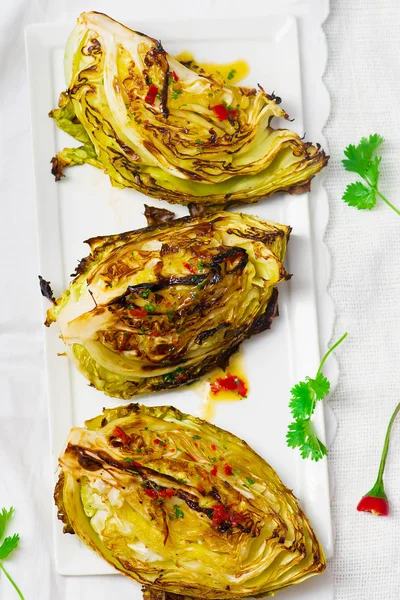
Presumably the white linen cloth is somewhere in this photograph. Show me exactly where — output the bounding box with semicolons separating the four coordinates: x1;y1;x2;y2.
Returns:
0;1;399;598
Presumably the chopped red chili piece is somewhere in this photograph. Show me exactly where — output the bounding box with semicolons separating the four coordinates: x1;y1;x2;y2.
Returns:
224;465;233;476
183;262;195;274
211;504;229;526
145;84;159;105
211;104;237;122
212;504;243;527
129;308;148;318
210;444;217;451
159;488;175;499
113;427;131;445
210;373;247;398
211;104;229;121
171;70;179;82
210;465;218;477
133;461;142;467
144;488;159;499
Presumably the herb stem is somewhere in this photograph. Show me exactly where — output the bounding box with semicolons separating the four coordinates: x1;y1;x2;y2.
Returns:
376;402;400;485
375;190;400;216
316;332;348;377
0;562;24;600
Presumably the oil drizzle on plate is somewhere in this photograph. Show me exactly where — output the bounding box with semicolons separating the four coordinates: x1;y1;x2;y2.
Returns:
196;352;249;422
175;52;250;85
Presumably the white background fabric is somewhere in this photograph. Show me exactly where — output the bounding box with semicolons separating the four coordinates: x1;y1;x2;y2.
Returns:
0;1;399;598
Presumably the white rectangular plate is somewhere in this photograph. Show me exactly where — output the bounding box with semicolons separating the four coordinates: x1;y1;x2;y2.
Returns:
26;10;333;599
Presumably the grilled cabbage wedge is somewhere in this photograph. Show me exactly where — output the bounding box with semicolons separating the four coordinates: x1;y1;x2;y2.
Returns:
50;11;328;207
42;211;290;399
55;404;326;597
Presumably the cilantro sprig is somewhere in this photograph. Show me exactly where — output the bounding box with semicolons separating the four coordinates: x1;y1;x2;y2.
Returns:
0;508;24;599
342;134;400;215
286;333;347;461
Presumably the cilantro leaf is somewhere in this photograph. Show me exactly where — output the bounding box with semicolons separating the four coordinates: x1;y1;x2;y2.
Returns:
0;507;14;541
307;373;330;401
343;182;376;210
0;507;24;599
286;420;327;461
0;534;19;560
342;134;400;215
359;134;384;162
342;134;384;177
365;155;381;188
298;421;327;461
286;333;347;462
342;143;370;177
289;381;314;419
286;420;307;449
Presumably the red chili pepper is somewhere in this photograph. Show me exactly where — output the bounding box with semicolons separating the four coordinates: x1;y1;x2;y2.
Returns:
224;465;233;476
210;465;218;477
210;373;248;398
144;488;159;499
133;461;142;467
171;70;179;82
210;444;217;451
211;104;237;122
211;504;229;526
159;488;175;499
145;84;159;105
183;262;195;274
129;308;148;318
211;104;229;121
357;402;400;517
113;427;131;445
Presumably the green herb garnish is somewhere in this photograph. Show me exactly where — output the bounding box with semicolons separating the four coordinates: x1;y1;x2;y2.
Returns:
0;508;24;599
342;134;400;215
286;333;347;461
169;505;185;520
227;69;236;80
144;303;156;313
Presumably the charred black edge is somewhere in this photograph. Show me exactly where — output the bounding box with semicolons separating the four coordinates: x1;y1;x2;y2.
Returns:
247;288;279;336
39;276;56;304
195;323;229;345
54;472;75;534
107;246;248;307
138;288;279;394
156;40;170;119
74;214;217;279
65;444;252;536
144;204;176;227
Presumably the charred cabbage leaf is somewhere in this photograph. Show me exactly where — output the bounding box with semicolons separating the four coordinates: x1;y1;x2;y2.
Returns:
44;211;290;399
50;11;328;207
55;403;326;597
